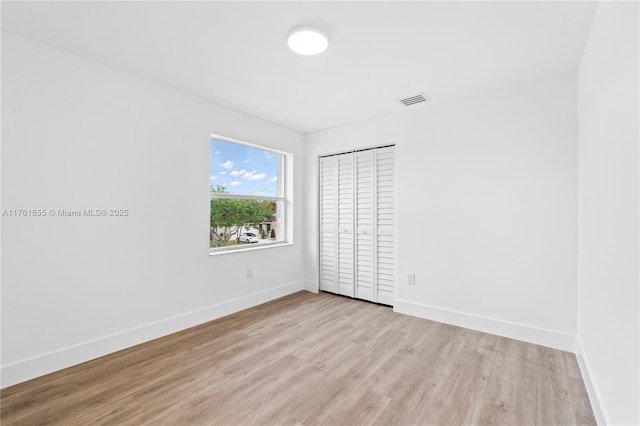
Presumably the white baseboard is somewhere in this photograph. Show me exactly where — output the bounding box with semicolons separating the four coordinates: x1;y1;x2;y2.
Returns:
393;298;575;352
303;280;319;293
1;280;304;388
575;337;609;425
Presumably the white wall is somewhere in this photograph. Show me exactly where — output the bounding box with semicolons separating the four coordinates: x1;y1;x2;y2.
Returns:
1;33;305;387
576;2;639;425
305;73;578;351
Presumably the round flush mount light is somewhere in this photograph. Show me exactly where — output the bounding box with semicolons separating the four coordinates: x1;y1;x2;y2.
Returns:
287;26;328;55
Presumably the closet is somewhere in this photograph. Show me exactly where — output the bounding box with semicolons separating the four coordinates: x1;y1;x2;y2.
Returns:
319;145;396;306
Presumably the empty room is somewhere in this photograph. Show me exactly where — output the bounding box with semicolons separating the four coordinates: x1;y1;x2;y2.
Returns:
1;1;638;425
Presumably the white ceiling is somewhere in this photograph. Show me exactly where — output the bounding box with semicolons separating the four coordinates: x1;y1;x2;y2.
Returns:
2;1;598;134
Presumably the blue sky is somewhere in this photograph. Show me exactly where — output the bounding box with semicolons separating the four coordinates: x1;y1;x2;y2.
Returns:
210;138;278;196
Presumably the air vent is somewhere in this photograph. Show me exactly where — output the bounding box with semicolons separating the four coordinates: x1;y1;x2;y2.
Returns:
398;93;430;107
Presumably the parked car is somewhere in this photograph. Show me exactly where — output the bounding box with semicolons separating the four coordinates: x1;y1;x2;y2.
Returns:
238;232;259;243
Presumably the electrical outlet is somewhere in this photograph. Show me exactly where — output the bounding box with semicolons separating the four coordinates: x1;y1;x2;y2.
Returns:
246;267;253;279
407;273;415;285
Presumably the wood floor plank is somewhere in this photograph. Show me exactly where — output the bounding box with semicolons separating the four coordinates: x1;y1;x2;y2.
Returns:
0;291;596;425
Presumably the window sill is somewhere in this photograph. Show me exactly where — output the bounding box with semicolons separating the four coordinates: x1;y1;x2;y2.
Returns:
209;241;292;256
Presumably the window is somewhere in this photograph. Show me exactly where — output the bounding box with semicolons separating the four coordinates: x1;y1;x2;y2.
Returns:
210;135;287;252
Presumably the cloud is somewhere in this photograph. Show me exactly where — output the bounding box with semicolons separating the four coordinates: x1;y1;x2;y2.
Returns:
210;176;218;181
264;152;274;159
269;176;278;182
214;151;221;154
219;171;227;175
219;160;234;169
229;181;241;187
229;169;246;177
243;170;266;181
242;159;250;163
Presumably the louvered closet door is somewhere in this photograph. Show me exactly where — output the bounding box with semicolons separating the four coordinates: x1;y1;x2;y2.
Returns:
375;146;396;305
336;154;355;297
355;150;375;302
320;146;395;305
319;156;338;294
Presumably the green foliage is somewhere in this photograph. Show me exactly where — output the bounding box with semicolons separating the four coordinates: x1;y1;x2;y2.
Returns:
211;184;229;194
210;185;275;247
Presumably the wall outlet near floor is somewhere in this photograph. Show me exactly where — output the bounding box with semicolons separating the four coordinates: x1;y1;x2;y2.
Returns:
246;267;253;279
407;273;415;285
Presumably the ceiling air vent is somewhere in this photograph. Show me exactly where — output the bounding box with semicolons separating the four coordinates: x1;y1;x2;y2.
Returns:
398;93;430;107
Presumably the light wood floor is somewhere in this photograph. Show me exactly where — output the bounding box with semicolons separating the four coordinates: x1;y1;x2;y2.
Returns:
1;291;595;425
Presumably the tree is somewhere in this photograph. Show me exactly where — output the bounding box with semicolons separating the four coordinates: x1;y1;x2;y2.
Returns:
210;185;275;247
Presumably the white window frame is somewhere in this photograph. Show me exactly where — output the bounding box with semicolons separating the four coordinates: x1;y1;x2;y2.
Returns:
209;133;289;254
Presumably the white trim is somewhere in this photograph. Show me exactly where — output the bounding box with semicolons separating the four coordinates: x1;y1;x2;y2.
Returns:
575;337;610;425
209;241;291;255
318;143;396;159
393;298;576;352
1;281;304;388
210;133;287;156
210;193;284;202
317;155;322;293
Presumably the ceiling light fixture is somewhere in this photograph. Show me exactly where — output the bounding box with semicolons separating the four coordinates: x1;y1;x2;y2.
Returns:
287;26;328;56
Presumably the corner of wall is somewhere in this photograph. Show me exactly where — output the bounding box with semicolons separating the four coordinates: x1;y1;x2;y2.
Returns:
303;280;319;293
575;337;610;425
